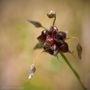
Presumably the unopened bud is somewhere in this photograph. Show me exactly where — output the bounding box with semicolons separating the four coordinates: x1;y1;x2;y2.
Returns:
47;10;56;18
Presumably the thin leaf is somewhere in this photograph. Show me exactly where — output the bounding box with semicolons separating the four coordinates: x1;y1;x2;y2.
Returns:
76;43;82;59
28;20;42;28
33;43;43;50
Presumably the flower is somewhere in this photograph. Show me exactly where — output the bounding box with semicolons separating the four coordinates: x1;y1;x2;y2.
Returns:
37;25;69;55
27;11;88;90
29;10;69;56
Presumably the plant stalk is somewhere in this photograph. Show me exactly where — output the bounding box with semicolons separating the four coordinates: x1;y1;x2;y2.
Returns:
52;15;56;26
41;26;48;30
60;52;87;90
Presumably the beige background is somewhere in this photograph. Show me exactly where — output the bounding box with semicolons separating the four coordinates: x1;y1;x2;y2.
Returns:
0;0;90;90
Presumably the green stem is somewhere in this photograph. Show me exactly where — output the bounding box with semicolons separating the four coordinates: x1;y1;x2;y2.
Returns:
60;53;87;90
41;26;48;30
52;15;56;26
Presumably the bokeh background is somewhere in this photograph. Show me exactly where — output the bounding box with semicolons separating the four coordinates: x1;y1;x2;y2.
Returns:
0;0;90;90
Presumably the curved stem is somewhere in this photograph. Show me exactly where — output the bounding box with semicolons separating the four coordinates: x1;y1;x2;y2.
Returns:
60;53;87;90
52;15;56;26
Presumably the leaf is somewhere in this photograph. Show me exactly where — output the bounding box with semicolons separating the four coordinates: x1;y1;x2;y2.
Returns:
28;20;42;28
76;43;82;59
33;43;43;50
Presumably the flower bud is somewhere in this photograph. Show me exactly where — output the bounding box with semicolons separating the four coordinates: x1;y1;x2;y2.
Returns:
47;10;56;18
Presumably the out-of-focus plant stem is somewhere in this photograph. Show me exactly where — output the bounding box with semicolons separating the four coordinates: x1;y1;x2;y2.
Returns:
60;52;87;90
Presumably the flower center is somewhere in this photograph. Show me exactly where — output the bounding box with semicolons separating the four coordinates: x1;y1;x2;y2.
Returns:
46;36;54;45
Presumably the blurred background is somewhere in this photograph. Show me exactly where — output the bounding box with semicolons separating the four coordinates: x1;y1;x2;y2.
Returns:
0;0;90;90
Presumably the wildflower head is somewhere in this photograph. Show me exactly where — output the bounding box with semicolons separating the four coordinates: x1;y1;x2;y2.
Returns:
29;10;69;56
29;10;82;59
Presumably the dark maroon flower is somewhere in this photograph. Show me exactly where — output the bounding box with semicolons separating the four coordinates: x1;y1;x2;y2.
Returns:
30;11;70;55
37;28;68;55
